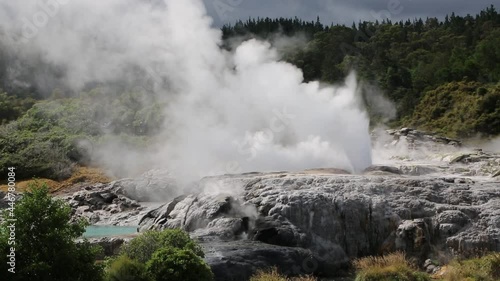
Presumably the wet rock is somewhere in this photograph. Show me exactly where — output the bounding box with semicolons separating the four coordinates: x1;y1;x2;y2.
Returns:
424;259;440;274
202;240;348;281
60;184;147;226
193;217;248;241
385;128;462;149
88;213;100;224
363;165;401;175
76;205;91;215
110;170;180;202
436;210;470;226
396;219;431;261
100;192;117;204
399;165;439;176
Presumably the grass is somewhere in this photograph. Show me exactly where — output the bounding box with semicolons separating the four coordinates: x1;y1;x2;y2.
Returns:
0;166;112;192
440;253;500;281
249;267;316;281
353;252;431;281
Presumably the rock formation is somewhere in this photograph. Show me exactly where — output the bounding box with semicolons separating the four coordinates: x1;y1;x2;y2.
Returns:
2;129;498;280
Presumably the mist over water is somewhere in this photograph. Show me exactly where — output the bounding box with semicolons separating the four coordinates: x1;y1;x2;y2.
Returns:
0;0;373;181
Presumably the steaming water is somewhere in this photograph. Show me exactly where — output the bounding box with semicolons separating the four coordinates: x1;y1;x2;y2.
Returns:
0;0;373;181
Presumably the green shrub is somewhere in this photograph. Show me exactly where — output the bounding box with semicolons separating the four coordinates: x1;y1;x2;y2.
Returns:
0;106;82;180
0;91;36;125
105;255;152;281
115;229;212;281
353;252;431;281
0;182;104;281
120;229;204;263
146;247;214;281
443;253;500;281
0;127;76;180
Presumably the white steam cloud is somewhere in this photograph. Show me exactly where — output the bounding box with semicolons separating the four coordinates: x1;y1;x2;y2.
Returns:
0;0;373;182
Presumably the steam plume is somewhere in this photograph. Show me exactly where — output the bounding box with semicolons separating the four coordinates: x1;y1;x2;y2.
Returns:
0;0;373;181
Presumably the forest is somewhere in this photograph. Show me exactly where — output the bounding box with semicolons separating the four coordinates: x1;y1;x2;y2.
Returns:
0;5;499;180
222;5;500;136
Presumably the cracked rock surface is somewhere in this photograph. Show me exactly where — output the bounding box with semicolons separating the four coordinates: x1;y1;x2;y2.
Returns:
2;129;498;280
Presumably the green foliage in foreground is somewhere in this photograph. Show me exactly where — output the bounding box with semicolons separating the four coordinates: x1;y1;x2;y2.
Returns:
109;229;212;281
105;255;152;281
443;253;500;281
146;247;214;281
353;252;431;281
120;229;204;264
0;182;104;281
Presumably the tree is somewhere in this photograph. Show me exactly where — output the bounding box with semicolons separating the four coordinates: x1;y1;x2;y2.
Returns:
118;229;213;281
0;182;104;281
475;29;500;82
146;247;214;281
120;229;204;264
105;255;152;281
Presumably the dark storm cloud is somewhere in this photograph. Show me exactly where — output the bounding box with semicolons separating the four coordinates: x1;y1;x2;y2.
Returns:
203;0;497;26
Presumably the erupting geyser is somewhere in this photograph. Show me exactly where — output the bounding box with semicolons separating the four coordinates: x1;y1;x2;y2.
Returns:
0;0;372;181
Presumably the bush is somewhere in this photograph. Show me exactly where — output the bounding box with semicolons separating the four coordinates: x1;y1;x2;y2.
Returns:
114;229;213;281
146;247;214;281
105;255;152;281
0;182;104;281
353;252;430;281
249;267;317;281
0;126;76;180
443;253;500;281
120;229;204;263
0;91;36;125
0;111;80;180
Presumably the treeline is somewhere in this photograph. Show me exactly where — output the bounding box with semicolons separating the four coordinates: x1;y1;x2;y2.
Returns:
222;5;500;137
222;17;326;39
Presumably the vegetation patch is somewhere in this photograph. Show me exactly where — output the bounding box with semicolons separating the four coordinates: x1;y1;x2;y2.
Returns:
0;166;112;193
406;81;500;138
0;90;164;181
0;182;104;281
249;267;317;281
353;252;431;281
108;228;213;281
441;253;500;281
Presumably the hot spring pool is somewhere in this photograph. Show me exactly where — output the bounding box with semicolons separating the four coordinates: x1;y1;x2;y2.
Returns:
83;225;138;238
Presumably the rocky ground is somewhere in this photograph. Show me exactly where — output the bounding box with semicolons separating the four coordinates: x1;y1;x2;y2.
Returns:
2;128;499;280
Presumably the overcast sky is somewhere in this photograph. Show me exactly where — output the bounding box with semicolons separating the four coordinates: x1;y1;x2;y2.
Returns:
202;0;497;26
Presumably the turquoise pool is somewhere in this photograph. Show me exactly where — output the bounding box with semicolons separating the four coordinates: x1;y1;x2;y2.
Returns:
83;225;138;238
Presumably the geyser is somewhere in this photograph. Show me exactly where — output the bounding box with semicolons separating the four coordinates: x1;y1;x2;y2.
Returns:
0;0;372;181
